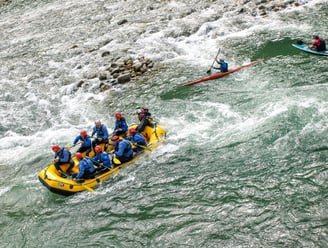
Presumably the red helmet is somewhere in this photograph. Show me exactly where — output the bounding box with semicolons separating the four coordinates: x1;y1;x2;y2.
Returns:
95;145;102;153
80;130;87;137
52;145;60;152
75;152;83;160
115;112;122;119
142;106;148;111
111;135;119;142
129;128;137;134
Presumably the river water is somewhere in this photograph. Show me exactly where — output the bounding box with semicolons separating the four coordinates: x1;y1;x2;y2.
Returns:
1;0;328;247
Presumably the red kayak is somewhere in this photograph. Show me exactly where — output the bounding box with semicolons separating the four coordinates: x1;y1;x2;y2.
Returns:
182;60;260;86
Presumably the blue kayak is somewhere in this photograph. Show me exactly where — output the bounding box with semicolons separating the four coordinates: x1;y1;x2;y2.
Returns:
292;44;328;56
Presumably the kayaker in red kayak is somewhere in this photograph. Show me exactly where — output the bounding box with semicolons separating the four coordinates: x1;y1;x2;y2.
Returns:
213;58;228;73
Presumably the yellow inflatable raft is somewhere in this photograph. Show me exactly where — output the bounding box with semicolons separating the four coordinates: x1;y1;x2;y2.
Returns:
38;124;166;196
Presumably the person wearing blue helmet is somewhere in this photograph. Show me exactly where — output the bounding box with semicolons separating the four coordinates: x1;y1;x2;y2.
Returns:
214;58;228;73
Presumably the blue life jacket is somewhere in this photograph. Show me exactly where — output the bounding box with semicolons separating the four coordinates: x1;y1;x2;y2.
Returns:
91;152;111;168
220;61;228;72
114;118;128;133
115;140;133;158
76;158;95;179
55;148;71;163
92;124;109;140
127;133;147;146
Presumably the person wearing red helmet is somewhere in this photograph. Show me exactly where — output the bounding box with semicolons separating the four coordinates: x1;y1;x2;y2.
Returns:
113;111;128;136
110;135;133;165
52;144;74;174
72;129;92;156
126;128;147;153
73;152;96;181
91;145;112;169
132;106;151;121
135;106;154;133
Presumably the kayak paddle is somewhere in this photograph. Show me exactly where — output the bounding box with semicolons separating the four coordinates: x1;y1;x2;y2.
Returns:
207;48;221;74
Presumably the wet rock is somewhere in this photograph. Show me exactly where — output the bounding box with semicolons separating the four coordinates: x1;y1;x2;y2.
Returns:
140;64;148;73
117;19;128;25
101;51;110;57
123;56;133;65
112;72;120;79
83;69;98;79
100;82;110;92
77;80;85;88
259;9;267;16
78;55;154;90
110;67;121;75
133;62;143;72
117;73;131;84
98;72;107;81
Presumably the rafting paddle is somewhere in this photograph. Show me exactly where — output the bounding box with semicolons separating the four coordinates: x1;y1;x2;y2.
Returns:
113;155;121;165
65;141;81;151
135;143;152;151
56;164;96;193
128;141;152;151
77;182;95;193
207;48;221;74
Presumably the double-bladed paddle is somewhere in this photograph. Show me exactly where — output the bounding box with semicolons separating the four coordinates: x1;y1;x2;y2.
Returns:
207;48;221;74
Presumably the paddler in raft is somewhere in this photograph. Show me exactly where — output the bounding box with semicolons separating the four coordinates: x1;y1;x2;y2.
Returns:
91;120;109;151
72;129;92;156
90;145;112;170
110;135;133;166
133;106;154;133
113;111;128;136
72;152;96;182
52;144;74;174
126;128;147;154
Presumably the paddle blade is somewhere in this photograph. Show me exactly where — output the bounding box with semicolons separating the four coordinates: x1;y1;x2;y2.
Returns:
65;142;80;151
136;144;152;151
113;156;121;165
81;184;95;192
65;145;72;150
206;69;211;74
